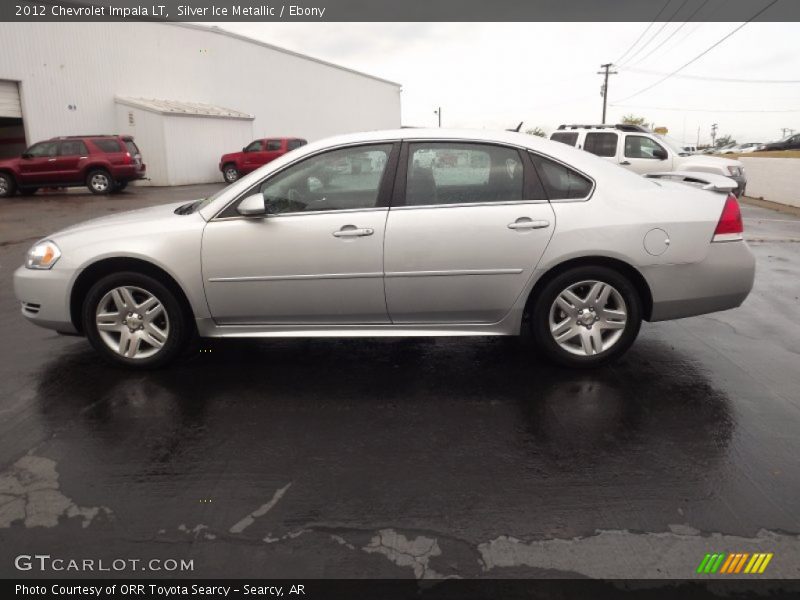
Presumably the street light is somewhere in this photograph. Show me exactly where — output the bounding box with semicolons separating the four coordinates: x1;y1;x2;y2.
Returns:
434;107;441;128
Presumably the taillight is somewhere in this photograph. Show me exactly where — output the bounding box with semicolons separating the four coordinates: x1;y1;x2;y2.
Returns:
123;151;132;165
712;194;744;242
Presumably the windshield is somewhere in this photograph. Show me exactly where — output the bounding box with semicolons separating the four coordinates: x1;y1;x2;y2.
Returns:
656;134;690;156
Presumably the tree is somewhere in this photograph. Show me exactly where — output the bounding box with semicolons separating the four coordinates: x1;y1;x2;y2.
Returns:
621;114;650;127
525;127;547;138
715;134;735;147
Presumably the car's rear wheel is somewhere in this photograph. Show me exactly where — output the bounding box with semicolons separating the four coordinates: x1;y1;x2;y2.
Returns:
0;173;16;198
20;187;39;196
86;169;112;194
223;163;239;183
83;272;188;368
530;266;642;368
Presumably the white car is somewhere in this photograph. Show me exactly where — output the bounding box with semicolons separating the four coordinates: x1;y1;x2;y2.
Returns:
550;124;747;196
14;129;755;369
721;143;761;154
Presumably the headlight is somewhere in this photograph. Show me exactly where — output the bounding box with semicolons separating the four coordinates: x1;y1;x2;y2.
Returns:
727;166;741;177
25;240;61;270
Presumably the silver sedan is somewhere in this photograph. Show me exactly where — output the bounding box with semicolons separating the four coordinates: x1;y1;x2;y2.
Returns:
14;129;755;368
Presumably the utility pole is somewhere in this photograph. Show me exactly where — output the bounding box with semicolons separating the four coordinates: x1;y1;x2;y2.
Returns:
781;127;795;138
434;107;441;128
711;123;718;148
597;63;617;124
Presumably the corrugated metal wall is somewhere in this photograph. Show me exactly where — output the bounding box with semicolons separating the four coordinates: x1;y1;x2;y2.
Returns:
0;22;401;185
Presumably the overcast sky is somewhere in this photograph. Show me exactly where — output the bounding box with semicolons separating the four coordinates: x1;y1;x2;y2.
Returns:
215;21;799;145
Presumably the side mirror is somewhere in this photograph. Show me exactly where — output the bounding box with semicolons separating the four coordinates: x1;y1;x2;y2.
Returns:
653;148;668;160
21;152;32;159
237;193;267;216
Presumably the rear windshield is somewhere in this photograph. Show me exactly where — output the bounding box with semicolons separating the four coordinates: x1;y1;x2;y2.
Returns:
550;132;579;147
92;138;122;153
124;140;140;156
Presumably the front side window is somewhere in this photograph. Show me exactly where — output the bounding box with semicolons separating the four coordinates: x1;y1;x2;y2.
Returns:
529;153;592;200
26;141;58;158
625;135;666;159
406;143;523;206
255;144;392;214
60;140;88;156
584;132;618;157
265;140;283;151
550;132;579;146
244;141;262;152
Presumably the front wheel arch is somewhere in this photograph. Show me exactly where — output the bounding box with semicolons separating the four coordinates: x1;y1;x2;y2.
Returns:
70;257;196;336
524;256;653;325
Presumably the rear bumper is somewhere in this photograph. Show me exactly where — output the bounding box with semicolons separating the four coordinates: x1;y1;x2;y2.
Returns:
113;164;146;181
13;265;78;334
642;240;755;322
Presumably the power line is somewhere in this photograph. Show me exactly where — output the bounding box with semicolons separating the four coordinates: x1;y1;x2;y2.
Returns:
613;0;672;65
620;67;800;84
627;0;712;67
612;0;782;103
610;103;800;113
620;0;691;67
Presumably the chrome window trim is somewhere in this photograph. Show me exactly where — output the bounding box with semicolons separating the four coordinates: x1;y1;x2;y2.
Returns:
211;206;389;222
391;199;549;211
211;140;398;221
526;150;596;203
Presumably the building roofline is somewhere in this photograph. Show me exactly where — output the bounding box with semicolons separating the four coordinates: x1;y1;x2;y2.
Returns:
167;22;402;89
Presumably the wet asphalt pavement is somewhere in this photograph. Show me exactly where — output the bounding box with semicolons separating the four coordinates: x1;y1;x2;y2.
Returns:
1;185;799;580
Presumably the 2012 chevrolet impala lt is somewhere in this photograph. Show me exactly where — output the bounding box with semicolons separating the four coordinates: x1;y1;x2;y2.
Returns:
14;130;755;368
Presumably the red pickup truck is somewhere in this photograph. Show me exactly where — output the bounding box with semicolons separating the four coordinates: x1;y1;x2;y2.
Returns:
219;137;307;183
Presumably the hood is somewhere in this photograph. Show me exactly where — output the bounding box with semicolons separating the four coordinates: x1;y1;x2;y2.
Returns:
51;201;198;240
220;151;242;161
683;155;743;168
0;156;20;168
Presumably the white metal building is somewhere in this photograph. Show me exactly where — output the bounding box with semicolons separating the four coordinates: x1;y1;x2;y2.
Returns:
0;22;402;185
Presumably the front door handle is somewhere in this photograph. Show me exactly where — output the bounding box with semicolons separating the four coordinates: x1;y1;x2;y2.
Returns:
508;218;550;230
620;160;631;165
333;225;374;238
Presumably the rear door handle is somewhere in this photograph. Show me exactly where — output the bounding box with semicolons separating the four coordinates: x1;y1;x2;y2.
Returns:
508;218;550;230
333;226;374;238
620;161;631;165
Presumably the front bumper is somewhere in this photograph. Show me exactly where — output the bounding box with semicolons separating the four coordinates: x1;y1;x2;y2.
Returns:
13;265;78;334
642;240;755;322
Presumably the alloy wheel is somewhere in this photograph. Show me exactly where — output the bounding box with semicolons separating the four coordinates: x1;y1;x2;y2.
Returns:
90;173;110;192
224;167;238;182
95;286;170;359
548;280;627;356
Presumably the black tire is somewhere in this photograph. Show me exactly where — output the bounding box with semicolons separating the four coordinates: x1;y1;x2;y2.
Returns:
0;172;16;198
530;266;642;368
222;163;239;183
20;187;39;196
86;169;113;195
82;271;189;369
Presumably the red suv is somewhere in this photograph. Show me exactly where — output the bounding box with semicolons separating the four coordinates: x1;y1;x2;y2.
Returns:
219;137;307;183
0;135;146;198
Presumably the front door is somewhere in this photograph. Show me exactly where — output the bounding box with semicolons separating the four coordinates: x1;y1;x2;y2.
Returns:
384;142;556;324
241;140;265;173
202;143;398;325
17;141;59;185
621;134;673;174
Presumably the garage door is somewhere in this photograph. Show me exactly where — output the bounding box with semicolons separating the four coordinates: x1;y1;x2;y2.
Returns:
0;80;22;119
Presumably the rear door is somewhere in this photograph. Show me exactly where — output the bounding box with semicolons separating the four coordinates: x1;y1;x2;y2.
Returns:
56;139;89;183
383;141;556;324
583;131;619;164
263;139;285;164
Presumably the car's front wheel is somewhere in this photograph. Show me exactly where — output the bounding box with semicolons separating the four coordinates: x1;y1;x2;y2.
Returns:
530;266;642;368
222;163;239;183
83;272;189;368
0;172;16;198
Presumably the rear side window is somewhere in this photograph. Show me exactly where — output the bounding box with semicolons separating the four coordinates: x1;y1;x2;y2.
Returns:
265;140;283;151
529;153;593;200
550;132;579;146
287;139;307;151
124;140;140;156
406;143;523;206
92;138;122;153
584;132;618;157
60;140;88;156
